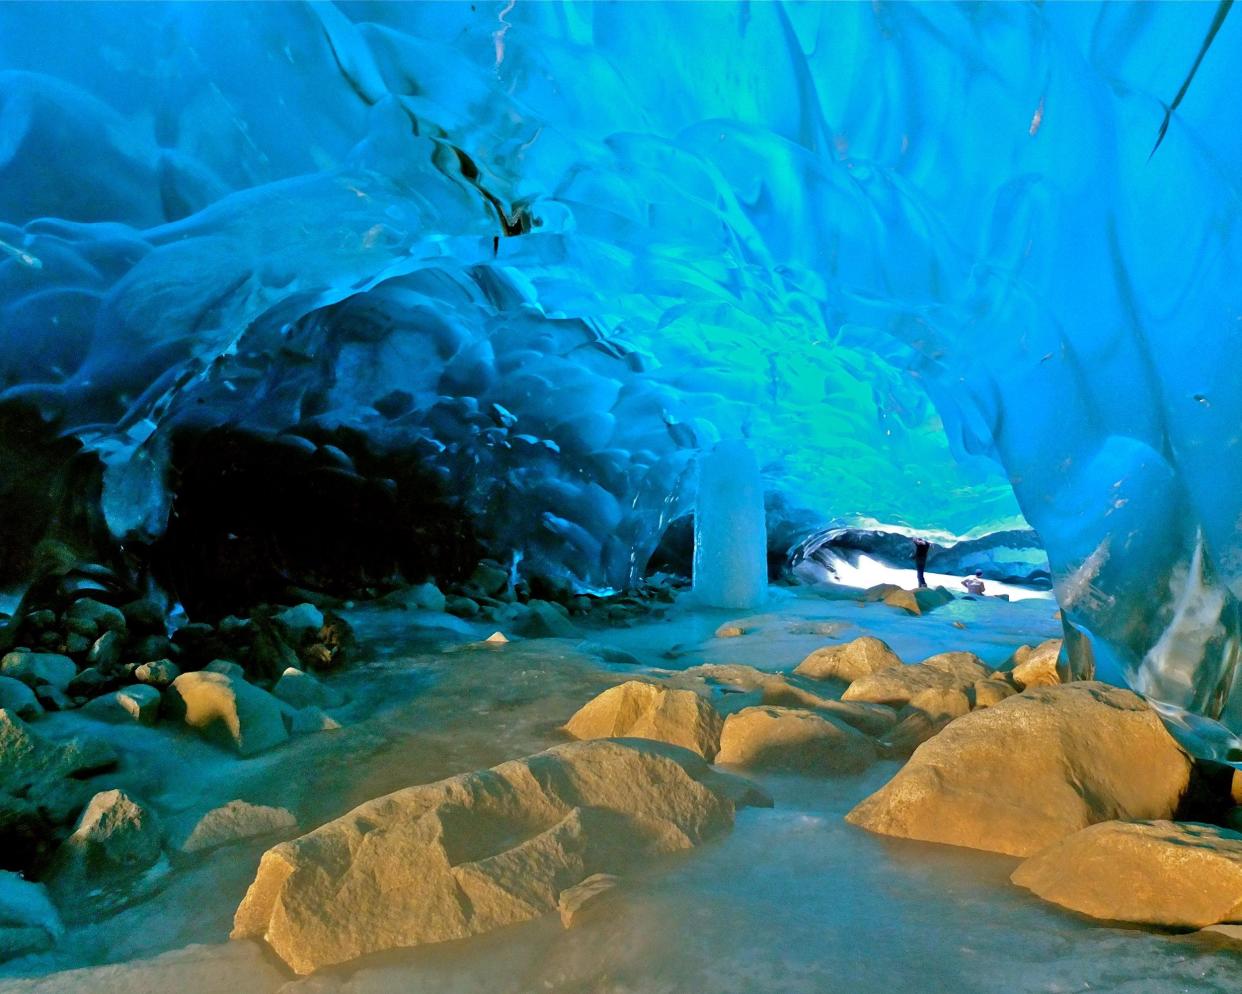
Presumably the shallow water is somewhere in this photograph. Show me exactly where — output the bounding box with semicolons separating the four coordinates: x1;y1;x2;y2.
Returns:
2;588;1239;993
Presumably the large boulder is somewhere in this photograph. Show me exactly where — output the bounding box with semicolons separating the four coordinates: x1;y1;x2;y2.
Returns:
232;738;765;974
845;683;1191;857
563;681;723;759
405;582;446;613
205;659;246;680
876;711;957;759
515;600;579;639
50;789;162;880
120;598;166;635
757;683;897;737
0;652;76;690
84;685;161;725
793;636;902;683
0;676;40;719
272;667;344;710
45;789;166;921
289;706;341;734
86;630;124;670
0;709;117;800
716;707;876;774
165;672;288;757
64;599;126;640
1012;820;1242;928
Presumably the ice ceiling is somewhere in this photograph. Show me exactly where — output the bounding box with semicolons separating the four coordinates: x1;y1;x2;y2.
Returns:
1;2;1241;754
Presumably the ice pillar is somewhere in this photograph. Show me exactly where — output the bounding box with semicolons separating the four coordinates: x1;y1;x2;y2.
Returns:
693;439;767;609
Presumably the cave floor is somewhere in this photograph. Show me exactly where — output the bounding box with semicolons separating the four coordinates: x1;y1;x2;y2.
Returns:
1;586;1239;993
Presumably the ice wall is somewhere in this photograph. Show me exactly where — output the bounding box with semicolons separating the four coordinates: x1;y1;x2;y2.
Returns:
0;3;1240;754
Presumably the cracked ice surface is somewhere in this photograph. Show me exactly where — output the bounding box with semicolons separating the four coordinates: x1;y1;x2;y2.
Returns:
0;3;1241;753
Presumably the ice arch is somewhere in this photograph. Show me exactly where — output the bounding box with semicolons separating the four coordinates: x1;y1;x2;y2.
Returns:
0;2;1240;757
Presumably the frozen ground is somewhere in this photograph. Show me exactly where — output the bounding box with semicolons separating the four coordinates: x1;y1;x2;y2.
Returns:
0;586;1238;994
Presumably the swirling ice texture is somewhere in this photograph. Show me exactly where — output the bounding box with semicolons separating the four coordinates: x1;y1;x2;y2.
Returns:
0;3;1240;750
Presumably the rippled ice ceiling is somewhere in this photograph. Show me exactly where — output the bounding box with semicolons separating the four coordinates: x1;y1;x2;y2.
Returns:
1;3;1241;752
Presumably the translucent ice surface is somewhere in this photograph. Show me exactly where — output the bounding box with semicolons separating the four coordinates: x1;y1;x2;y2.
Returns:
693;440;767;610
0;2;1240;753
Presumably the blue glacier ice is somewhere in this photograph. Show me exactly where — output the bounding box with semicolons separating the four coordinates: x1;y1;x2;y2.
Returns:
694;439;767;609
0;1;1240;756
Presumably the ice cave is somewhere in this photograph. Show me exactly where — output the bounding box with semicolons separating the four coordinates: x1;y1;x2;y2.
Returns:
0;1;1241;991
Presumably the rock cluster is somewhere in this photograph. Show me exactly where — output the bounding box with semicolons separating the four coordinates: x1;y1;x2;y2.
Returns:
390;562;685;634
565;669;889;776
0;588;352;933
791;636;1047;759
0;589;353;721
0;709;118;865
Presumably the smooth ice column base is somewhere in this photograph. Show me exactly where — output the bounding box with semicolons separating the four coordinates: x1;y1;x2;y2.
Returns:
693;440;767;609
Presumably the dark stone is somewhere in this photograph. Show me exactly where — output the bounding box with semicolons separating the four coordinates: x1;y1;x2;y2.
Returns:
66;667;114;698
120;598;166;635
373;389;414;419
0;793;59;875
246;619;301;682
86;630;124;669
171;623;226;670
34;685;72;711
19;610;56;635
301;610;354;672
445;595;479;618
130;634;175;663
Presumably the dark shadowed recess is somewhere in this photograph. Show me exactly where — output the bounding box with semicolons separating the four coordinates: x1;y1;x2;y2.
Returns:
149;425;482;619
0;400;112;587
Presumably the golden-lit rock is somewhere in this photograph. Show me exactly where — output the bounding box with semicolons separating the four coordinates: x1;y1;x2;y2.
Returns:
232;738;760;974
1012;820;1242;928
165;671;288;757
846;683;1191;856
563;680;723;759
1008;639;1063;689
794;636;902;683
971;679;1017;708
677;664;897;737
716;706;876;774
